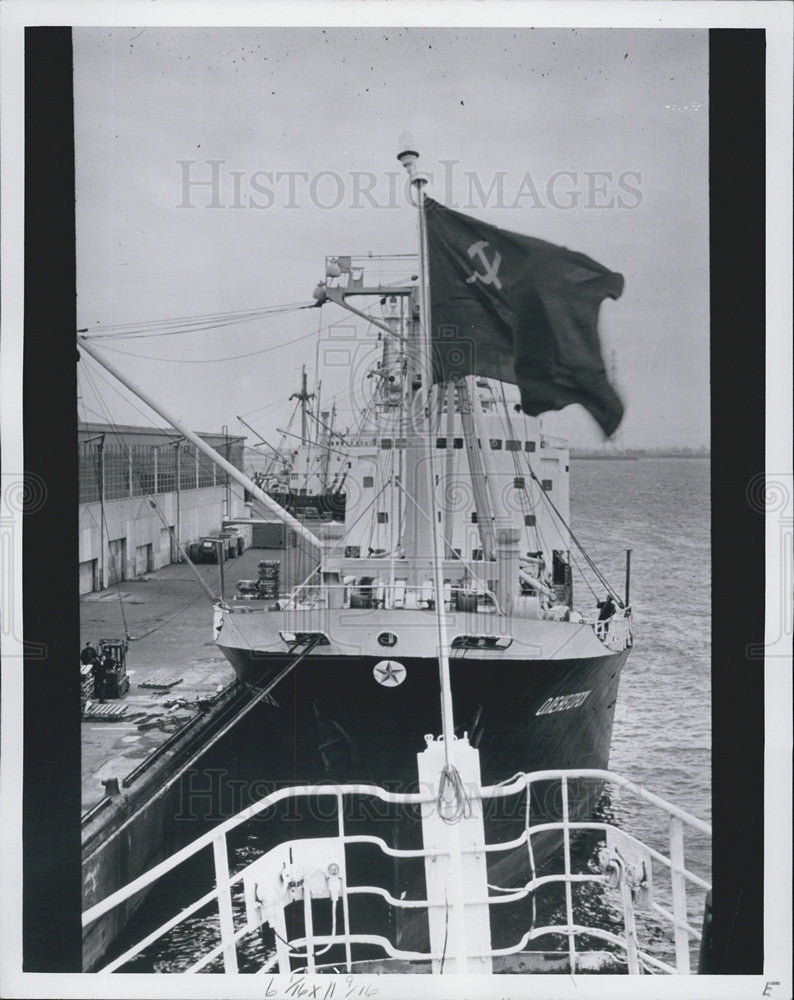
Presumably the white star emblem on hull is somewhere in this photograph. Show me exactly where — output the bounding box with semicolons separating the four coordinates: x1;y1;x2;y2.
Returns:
373;659;406;687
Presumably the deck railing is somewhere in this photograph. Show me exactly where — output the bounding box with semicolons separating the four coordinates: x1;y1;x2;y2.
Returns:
234;581;502;614
83;764;710;976
591;609;633;651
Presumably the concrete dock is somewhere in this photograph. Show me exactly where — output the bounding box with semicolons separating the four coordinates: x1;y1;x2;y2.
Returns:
80;539;314;969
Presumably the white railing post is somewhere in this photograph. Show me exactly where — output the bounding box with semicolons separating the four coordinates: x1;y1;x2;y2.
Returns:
619;861;641;974
337;792;353;973
669;816;691;973
212;833;239;973
303;886;316;974
271;903;291;974
560;775;577;973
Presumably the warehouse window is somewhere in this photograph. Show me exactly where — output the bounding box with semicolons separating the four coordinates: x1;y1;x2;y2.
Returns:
196;446;214;488
103;446;131;500
78;446;101;503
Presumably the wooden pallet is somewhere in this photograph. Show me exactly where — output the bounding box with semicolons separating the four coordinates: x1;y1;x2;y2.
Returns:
82;703;128;721
139;674;184;690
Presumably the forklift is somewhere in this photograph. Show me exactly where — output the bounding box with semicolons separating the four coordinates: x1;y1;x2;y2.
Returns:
97;638;131;699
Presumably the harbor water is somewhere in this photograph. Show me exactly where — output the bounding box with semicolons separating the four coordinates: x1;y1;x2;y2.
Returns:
107;457;711;972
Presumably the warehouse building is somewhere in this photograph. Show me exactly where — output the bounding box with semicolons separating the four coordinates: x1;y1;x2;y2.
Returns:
78;422;246;594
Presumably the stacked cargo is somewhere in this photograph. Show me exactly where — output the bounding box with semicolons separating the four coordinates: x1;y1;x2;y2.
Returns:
256;560;280;600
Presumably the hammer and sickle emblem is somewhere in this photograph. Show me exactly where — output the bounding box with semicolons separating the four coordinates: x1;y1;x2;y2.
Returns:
466;240;502;290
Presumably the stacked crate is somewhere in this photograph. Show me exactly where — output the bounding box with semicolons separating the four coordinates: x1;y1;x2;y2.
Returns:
256;561;280;600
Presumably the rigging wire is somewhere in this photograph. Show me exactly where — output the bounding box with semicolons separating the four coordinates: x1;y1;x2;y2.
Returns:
80;356;279;553
95;327;319;363
79;352;324;585
491;382;601;603
494;384;622;603
79;302;315;339
81;300;312;330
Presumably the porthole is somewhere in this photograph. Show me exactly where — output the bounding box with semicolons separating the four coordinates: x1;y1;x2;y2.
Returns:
378;631;398;647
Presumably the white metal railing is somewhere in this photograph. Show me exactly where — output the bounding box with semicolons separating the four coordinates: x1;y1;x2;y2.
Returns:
235;581;502;614
591;609;633;651
83;765;710;976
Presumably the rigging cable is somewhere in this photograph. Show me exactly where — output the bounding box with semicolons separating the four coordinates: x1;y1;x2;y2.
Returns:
79;301;316;340
79;356;315;595
494;384;600;603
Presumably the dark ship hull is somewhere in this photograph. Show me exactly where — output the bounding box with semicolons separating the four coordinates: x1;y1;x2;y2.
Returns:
218;645;628;790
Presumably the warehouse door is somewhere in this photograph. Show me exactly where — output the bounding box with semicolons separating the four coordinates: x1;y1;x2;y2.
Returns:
107;538;127;586
135;542;153;576
159;527;173;567
78;559;97;595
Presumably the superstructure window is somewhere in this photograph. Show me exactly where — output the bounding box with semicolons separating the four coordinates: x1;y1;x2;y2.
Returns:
524;514;536;526
506;439;521;451
436;438;447;449
525;441;536;452
513;476;525;489
471;512;478;523
453;438;464;449
380;438;392;449
377;512;389;523
489;439;503;450
363;476;374;488
542;479;553;492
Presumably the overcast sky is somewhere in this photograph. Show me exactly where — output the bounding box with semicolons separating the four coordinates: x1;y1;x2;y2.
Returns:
74;26;709;449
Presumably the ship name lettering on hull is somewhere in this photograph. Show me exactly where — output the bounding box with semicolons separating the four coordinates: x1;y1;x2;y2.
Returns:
535;690;591;715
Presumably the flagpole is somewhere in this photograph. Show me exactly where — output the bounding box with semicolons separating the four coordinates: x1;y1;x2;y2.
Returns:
397;137;456;764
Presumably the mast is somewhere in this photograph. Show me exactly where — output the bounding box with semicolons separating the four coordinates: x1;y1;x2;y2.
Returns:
397;136;456;756
290;365;315;445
